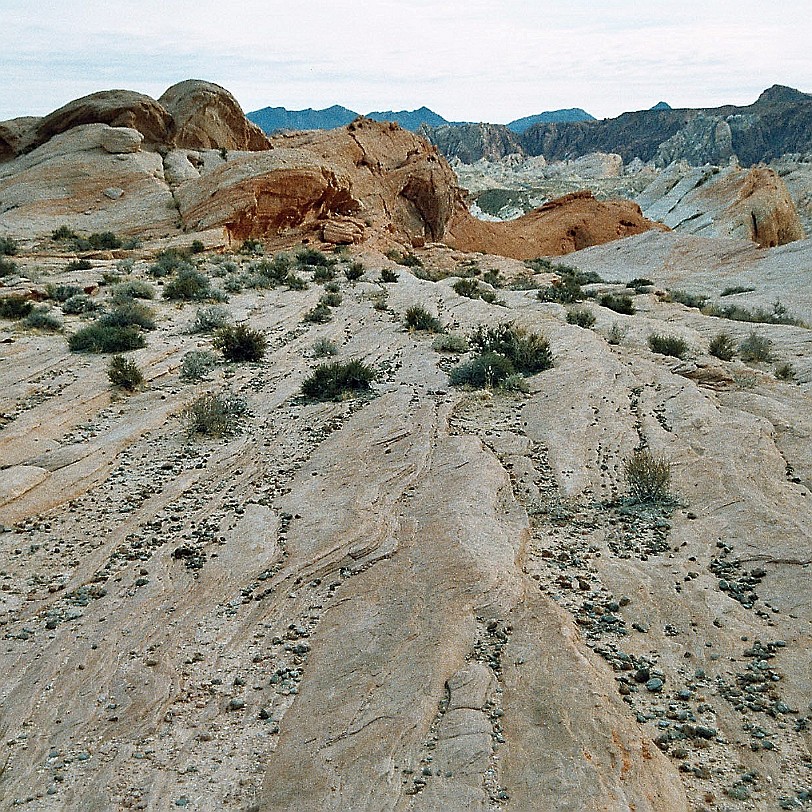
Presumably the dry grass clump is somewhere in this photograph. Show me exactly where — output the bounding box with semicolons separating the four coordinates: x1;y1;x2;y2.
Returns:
624;450;671;503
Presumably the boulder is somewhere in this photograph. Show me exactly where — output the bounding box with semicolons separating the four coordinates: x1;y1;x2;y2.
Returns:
158;80;271;151
0;116;39;162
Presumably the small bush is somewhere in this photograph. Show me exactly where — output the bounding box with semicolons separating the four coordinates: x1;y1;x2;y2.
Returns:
108;355;144;391
62;294;100;315
626;277;654;291
537;275;582;304
45;283;84;302
721;285;755;297
669;290;708;309
774;362;795;381
296;247;334;268
566;308;596;328
65;259;93;272
112;280;155;300
239;238;263;255
0;295;34;319
624;449;671;503
599;294;635;315
68;323;146;353
180;350;218;381
75;232;122;250
24;306;62;331
312;337;339;358
301;360;377;401
149;249;191;278
708;332;736;361
163;267;213;301
371;292;388;311
739;331;774;363
432;334;469;353
344;262;364;281
404;305;443;333
284;273;308;290
648;333;689;358
191;305;232;333
320;291;342;307
0;237;18;256
469;322;552;375
304;303;333;324
380;267;399;283
0;257;18;277
607;322;627;345
52;225;77;241
704;300;804;327
449;352;516;388
453;278;482;299
482;269;503;288
312;266;336;284
190;240;206;254
99;301;156;331
502;373;530;393
214;323;267;362
386;250;422;268
185;391;247;437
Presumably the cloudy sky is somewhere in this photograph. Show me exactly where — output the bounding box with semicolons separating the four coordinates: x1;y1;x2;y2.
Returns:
1;0;809;123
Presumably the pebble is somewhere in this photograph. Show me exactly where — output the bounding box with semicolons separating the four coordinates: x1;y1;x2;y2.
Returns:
645;678;664;693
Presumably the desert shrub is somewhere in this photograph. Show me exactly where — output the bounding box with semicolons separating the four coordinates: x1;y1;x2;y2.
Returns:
524;257;553;273
116;259;135;275
669;289;708;309
449;351;516;388
284;272;308;290
312;265;336;283
502;373;531;393
379;267;399;283
191;305;232;333
185;391;247;437
0;257;18;277
432;333;469;353
223;275;244;293
24;306;62;331
774;362;795;381
45;283;84;302
65;259;93;272
52;225;77;241
312;337;339;358
482;269;503;288
0;237;18;256
344;262;364;281
537;275;582;304
624;449;671;503
301;359;377;401
453;278;482;299
62;294;101;315
626;277;654;291
371;291;388;311
107;355;144;391
149;249;191;278
214;323;267;362
304;303;333;324
239;238;263;255
320;291;342;307
99;301;156;331
720;285;755;297
296;247;334;268
704;300;804;327
566;308;596;328
163;267;213;301
599;293;635;315
404;305;443;333
75;232;122;250
739;331;774;363
469;322;552;375
112;280;155;300
0;295;34;319
648;333;689;358
190;240;205;255
386;250;423;268
607;322;628;345
180;350;218;381
708;332;736;361
68;323;146;353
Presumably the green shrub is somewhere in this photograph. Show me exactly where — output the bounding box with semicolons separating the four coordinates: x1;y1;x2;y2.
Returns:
99;301;156;331
453;278;482;299
469;322;552;375
312;337;339;358
648;333;689;358
320;291;342;307
24;306;62;331
599;294;635;315
62;294;101;315
149;249;191;278
774;362;795;381
432;334;469;353
0;296;34;319
502;373;530;393
449;352;516;388
704;300;804;327
404;305;443;333
720;285;755;297
385;250;422;268
108;355;144;391
371;291;388;311
301;360;377;401
0;237;19;256
379;267;399;283
185;391;247;437
214;323;267;362
112;280;155;300
74;232;122;250
52;225;77;241
669;289;708;309
304;303;333;324
482;269;503;288
190;240;206;255
624;449;671;503
180;350;217;381
162;267;213;301
607;322;627;345
296;247;334;268
0;257;18;277
344;262;364;281
65;259;93;272
191;305;232;333
239;238;263;255
566;308;596;328
45;283;84;302
537;275;582;303
708;332;736;361
739;331;774;363
626;277;654;291
254;254;291;283
284;272;308;290
312;266;336;283
68;323;146;353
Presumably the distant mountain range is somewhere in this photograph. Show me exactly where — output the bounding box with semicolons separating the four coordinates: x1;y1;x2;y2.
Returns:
247;105;596;134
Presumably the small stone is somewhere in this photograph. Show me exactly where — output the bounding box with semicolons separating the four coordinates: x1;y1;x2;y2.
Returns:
228;698;245;711
646;678;664;693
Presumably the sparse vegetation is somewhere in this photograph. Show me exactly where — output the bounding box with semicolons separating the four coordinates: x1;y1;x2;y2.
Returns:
301;360;377;401
708;332;736;361
190;240;206;254
623;449;671;503
626;277;654;291
180;350;218;381
774;362;795;381
303;303;333;324
0;296;34;320
107;355;144;391
453;278;497;302
214;323;267;362
379;267;399;283
739;331;774;363
320;291;342;307
599;294;635;315
0;257;18;277
537;275;583;304
648;333;689;358
669;289;708;309
162;267;215;301
149;248;192;278
704;300;805;327
185;391;247;437
566;308;596;328
74;231;122;251
68;323;146;353
24;306;62;332
386;250;423;268
404;305;443;333
52;225;77;241
296;247;335;268
62;294;101;315
65;259;93;272
721;285;756;297
344;261;364;281
607;322;628;345
449;351;516;388
45;283;84;302
0;237;19;256
432;334;469;353
99;301;156;331
312;337;339;358
191;305;232;333
112;280;155;300
468;322;553;375
239;238;263;255
312;265;336;284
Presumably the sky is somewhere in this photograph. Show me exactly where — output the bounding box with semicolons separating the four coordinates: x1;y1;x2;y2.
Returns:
1;0;810;124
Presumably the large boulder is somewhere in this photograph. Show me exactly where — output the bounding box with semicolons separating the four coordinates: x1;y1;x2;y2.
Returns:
159;80;271;151
0;117;39;162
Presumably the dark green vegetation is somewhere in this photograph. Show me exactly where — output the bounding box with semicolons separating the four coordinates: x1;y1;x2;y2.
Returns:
739;332;774;363
301;360;377;401
648;333;689;358
404;305;443;333
566;308;596;328
68;323;146;353
599;294;635;315
185;391;247;437
708;332;737;361
214;324;267;362
0;296;34;319
107;355;144;391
